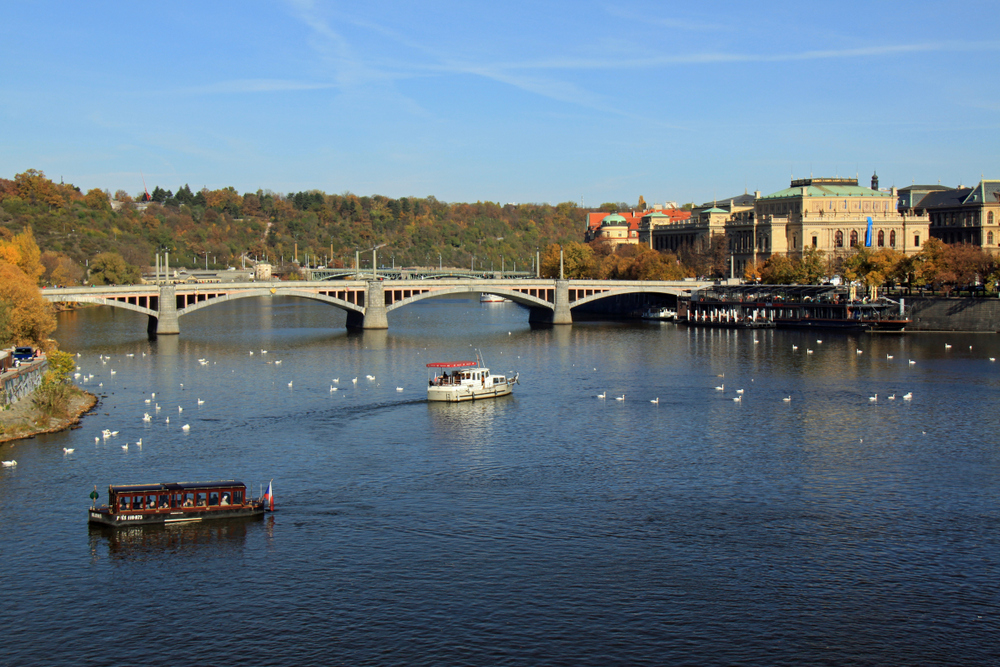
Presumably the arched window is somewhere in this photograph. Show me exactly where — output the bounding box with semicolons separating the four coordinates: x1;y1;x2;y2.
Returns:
878;230;884;247
989;211;995;225
989;231;995;245
835;230;844;248
850;230;858;247
890;230;896;247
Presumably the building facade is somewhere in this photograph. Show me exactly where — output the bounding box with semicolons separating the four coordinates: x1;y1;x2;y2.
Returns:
909;180;1000;249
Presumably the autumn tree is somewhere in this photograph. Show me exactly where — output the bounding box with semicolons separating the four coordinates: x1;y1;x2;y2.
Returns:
0;263;56;348
88;252;141;285
0;226;45;284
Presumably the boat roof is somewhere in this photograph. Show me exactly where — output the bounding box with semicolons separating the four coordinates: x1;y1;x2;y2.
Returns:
109;480;246;493
426;361;478;368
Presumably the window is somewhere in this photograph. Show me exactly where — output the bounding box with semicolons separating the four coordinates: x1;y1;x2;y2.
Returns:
196;492;207;506
812;236;818;248
146;494;157;510
914;235;920;247
850;230;859;247
182;492;195;507
878;230;884;247
209;491;219;506
990;211;995;225
890;230;896;247
119;496;131;511
989;231;994;245
835;230;844;248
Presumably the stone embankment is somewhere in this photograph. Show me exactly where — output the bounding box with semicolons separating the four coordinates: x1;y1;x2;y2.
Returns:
906;297;1000;332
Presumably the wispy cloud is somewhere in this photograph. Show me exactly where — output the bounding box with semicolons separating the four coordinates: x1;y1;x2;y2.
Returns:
180;79;337;95
601;4;733;32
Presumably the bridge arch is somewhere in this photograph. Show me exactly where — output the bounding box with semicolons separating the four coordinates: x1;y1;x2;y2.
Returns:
385;286;553;313
569;286;686;310
178;289;365;317
41;294;157;318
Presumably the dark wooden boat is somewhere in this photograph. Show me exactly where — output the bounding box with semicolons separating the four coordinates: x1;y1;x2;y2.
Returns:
88;480;269;527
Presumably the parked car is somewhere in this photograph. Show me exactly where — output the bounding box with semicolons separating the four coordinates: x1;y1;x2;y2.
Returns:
12;347;35;361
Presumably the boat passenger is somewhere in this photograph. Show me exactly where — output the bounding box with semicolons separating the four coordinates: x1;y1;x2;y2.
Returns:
221;495;230;506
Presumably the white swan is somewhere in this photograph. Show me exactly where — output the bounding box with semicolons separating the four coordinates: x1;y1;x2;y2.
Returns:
181;424;190;431
63;448;74;454
142;413;151;422
287;381;293;388
178;406;183;413
944;343;952;349
869;394;878;402
908;359;916;365
887;354;893;359
332;378;339;383
806;349;813;354
736;388;744;394
596;391;606;399
352;377;358;384
792;345;798;350
121;444;128;451
733;396;742;402
136;439;142;447
2;460;17;467
887;394;896;400
715;384;725;391
615;395;625;401
396;387;404;392
782;396;791;402
197;399;205;405
902;392;913;401
650;397;659;404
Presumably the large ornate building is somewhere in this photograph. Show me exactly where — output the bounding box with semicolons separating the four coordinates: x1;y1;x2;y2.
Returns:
585;206;690;248
629;176;931;277
904;180;1000;248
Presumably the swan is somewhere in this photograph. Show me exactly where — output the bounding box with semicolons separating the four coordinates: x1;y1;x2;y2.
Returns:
181;424;190;431
715;384;725;391
902;392;913;401
908;359;916;365
95;436;100;443
63;448;74;454
144;398;151;404
736;389;744;394
869;394;878;402
261;350;268;354
275;360;282;365
178;406;183;413
2;460;17;467
136;439;142;448
165;417;170;423
944;343;952;349
887;354;893;359
352;377;358;384
287;381;293;388
615;395;625;401
887;394;896;400
330;386;337;392
154;404;161;412
782;396;791;402
650;397;659;404
249;350;254;355
806;349;813;354
110;369;116;375
856;349;863;354
151;392;155;398
791;345;798;350
142;413;151;422
366;374;376;381
991;358;996;362
596;391;606;399
122;444;128;451
332;378;339;383
816;340;822;344
733;396;741;402
396;387;404;392
110;431;118;436
197;399;205;405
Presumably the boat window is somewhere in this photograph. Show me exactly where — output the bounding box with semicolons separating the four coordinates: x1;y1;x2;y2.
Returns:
119;496;131;511
158;494;169;509
234;490;243;505
209;491;220;506
172;493;182;508
147;494;158;510
182;492;195;507
221;493;231;506
196;492;207;507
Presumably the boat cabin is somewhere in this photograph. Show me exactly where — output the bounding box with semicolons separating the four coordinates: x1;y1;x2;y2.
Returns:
106;480;248;514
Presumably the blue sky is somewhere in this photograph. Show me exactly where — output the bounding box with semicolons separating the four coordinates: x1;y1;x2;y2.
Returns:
2;1;997;207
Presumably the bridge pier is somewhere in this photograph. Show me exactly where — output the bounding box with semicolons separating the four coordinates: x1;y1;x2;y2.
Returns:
152;285;180;335
528;280;573;326
347;281;388;330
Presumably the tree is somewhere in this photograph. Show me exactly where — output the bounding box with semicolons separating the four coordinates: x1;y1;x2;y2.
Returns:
40;251;83;286
88;252;141;285
0;263;56;348
0;226;45;284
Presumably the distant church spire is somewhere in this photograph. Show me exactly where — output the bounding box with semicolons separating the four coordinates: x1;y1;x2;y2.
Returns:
871;171;879;191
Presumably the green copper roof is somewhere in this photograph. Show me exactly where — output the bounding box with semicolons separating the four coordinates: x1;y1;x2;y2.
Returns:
761;184;894;200
703;207;728;213
601;214;628;225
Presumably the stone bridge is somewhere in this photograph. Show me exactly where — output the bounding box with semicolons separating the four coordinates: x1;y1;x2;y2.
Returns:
41;279;708;335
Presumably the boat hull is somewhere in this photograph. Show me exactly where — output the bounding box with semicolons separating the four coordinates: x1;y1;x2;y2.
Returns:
88;504;265;527
427;382;515;402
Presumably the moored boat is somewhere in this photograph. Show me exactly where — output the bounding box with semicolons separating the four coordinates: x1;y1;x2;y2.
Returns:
427;355;518;402
480;293;510;303
88;479;271;527
640;306;677;321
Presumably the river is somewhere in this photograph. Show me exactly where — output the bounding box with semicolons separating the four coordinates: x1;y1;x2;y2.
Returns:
1;296;999;666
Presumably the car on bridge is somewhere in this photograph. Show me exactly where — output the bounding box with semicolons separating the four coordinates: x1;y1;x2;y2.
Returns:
13;347;36;361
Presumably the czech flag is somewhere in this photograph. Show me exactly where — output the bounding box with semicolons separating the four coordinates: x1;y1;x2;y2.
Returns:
263;480;274;511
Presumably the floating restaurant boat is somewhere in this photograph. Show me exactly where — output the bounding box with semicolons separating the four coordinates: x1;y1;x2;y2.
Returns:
479;293;510;303
684;284;909;332
88;479;272;527
427;354;518;402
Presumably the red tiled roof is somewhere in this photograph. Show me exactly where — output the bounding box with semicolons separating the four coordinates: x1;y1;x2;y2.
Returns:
587;209;690;231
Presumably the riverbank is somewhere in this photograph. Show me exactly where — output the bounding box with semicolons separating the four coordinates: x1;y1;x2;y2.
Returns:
0;387;98;444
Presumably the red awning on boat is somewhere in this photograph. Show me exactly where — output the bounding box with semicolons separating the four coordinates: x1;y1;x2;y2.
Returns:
426;361;477;368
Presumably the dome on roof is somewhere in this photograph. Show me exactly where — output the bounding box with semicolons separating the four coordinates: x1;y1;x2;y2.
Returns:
601;214;628;226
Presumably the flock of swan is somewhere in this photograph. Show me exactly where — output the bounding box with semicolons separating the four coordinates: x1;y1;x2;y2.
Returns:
593;338;996;408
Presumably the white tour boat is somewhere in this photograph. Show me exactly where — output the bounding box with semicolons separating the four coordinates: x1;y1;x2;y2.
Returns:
640;306;677;321
427;355;518;402
480;293;510;303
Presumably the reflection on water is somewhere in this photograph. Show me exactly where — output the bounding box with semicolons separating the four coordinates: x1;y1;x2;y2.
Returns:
89;515;262;562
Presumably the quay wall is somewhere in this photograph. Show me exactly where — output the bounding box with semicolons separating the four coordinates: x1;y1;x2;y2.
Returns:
1;359;48;407
906;297;1000;332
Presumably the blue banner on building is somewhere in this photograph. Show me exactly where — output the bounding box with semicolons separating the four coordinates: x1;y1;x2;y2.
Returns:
865;216;873;247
